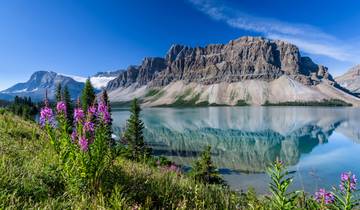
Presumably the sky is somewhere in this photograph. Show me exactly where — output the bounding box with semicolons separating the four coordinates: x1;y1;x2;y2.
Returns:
0;0;360;90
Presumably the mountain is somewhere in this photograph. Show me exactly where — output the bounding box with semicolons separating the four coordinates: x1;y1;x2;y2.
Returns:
0;70;124;101
0;71;85;101
107;36;360;106
63;70;124;90
335;65;360;96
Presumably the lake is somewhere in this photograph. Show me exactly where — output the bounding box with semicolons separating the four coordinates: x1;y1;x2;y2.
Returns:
111;106;360;194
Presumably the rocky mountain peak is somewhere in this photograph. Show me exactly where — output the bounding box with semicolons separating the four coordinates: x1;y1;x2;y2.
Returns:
335;65;360;94
107;36;334;90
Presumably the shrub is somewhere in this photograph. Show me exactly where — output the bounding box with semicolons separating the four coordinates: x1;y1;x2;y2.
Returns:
189;145;225;185
266;160;298;209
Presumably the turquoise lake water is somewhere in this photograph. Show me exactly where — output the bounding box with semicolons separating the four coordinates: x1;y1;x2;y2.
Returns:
111;106;360;193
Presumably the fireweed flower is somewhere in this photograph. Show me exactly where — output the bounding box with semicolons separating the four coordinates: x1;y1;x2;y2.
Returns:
88;105;97;117
40;106;55;127
79;136;89;151
56;101;67;114
74;108;85;123
315;188;334;204
84;121;95;132
340;172;357;192
71;130;77;142
98;102;110;124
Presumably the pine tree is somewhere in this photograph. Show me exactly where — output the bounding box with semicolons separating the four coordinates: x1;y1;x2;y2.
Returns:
101;89;111;126
190;145;224;185
55;83;62;102
63;85;73;125
101;89;113;145
81;78;96;112
123;98;150;161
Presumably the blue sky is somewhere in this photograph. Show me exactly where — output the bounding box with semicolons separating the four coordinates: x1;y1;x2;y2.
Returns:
0;0;360;90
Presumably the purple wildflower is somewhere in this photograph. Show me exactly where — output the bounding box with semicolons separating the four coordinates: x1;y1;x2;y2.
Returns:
56;101;67;114
98;102;110;124
84;121;95;132
40;106;55;127
88;105;97;117
79;136;89;151
315;188;334;204
74;108;85;123
169;164;178;172
340;172;357;192
71;130;77;142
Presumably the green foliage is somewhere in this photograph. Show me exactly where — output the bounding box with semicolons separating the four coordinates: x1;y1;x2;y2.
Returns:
263;99;352;107
331;172;360;210
122;98;151;161
0;99;10;107
266;160;298;209
0;112;253;209
189;145;225;185
62;85;74;126
55;83;62;102
144;88;162;97
81;78;96;112
236;99;249;106
8;96;38;120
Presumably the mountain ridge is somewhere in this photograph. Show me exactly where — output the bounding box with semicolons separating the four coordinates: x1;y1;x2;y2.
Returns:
0;70;122;101
106;36;360;106
335;65;360;96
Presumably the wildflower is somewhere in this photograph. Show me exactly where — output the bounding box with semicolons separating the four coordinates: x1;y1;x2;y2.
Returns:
315;188;334;204
98;102;110;123
84;121;95;132
88;105;97;117
79;136;88;151
340;172;357;192
56;101;67;114
74;108;85;123
71;130;77;142
40;106;55;127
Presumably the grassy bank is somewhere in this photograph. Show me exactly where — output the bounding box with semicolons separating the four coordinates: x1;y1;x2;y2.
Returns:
0;111;264;209
1;110;358;209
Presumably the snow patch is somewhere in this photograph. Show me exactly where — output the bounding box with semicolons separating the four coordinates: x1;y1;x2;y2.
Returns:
90;76;116;89
13;88;28;93
58;73;87;83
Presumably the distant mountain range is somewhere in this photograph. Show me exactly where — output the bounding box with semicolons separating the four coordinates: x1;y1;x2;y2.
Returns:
0;70;123;101
335;65;360;96
106;36;360;106
2;36;360;106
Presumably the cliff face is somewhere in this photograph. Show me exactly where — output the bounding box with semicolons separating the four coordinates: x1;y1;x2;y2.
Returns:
107;36;332;90
106;36;360;106
335;65;360;94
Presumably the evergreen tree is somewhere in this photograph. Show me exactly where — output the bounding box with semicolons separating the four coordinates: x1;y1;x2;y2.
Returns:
101;89;113;143
63;85;73;125
55;83;62;102
81;78;96;112
123;98;150;161
101;89;111;125
190;145;224;185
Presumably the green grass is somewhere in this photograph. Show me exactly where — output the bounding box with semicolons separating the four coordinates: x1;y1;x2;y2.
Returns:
0;111;266;209
0;111;353;209
263;99;352;107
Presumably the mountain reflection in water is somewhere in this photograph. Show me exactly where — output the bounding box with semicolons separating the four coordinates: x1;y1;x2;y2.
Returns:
112;107;360;193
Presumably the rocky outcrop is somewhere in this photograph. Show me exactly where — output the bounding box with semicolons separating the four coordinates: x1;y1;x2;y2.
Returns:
107;36;360;106
335;65;360;94
107;36;333;90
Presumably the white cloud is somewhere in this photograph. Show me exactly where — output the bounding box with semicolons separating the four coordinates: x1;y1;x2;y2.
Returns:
188;0;359;63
